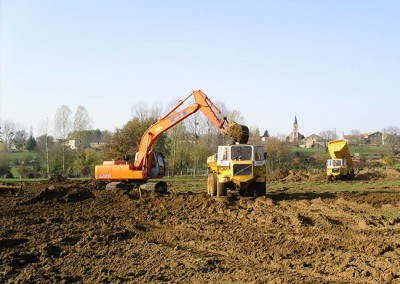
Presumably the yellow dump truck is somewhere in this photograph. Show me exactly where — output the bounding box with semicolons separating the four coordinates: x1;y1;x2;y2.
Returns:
207;144;267;197
326;139;355;180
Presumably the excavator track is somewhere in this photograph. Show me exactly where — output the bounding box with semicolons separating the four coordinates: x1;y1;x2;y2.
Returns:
139;181;168;194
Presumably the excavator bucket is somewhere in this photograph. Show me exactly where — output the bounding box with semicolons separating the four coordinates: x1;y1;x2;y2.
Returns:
226;123;249;144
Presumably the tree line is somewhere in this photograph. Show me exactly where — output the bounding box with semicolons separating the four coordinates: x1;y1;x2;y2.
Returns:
1;101;399;179
0;101;253;178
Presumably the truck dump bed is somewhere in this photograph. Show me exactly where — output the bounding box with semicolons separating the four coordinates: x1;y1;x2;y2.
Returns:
328;140;354;169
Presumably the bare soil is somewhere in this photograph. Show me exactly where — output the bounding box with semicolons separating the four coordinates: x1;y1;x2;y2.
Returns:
1;170;400;283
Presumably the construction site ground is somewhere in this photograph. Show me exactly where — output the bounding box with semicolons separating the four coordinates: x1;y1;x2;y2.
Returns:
1;169;399;283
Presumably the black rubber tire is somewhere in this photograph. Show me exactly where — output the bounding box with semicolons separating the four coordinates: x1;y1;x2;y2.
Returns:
255;182;266;197
239;183;253;197
207;173;217;196
239;183;246;196
246;187;255;197
217;182;228;197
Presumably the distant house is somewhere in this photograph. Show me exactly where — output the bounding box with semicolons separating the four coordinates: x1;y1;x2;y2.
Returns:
66;140;78;150
66;139;106;150
344;131;382;145
302;134;324;148
343;135;360;145
90;141;107;150
363;132;382;144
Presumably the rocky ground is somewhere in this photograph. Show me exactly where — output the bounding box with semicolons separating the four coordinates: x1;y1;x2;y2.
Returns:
1;170;399;283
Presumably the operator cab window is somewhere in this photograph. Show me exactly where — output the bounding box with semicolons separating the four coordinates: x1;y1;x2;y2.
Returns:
218;146;229;161
231;146;252;160
254;146;264;161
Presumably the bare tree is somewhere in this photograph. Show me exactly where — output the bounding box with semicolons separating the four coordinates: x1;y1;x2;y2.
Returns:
54;105;72;173
73;105;92;132
383;126;400;156
1;120;16;152
250;127;261;142
319;130;338;149
348;129;365;145
73;105;92;149
131;101;165;121
131;101;149;121
54;105;72;140
12;130;28;151
150;101;164;119
227;109;246;125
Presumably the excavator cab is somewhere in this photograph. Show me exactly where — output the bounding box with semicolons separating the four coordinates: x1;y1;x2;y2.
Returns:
139;151;166;179
149;152;166;178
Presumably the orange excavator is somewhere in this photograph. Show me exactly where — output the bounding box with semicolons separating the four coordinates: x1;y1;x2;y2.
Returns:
95;90;249;192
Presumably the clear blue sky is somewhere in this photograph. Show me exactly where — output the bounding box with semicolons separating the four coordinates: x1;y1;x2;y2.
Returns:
1;0;399;137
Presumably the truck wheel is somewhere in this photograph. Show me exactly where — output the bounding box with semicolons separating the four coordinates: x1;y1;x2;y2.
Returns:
246;187;255;197
255;182;266;197
217;182;228;197
239;183;246;196
239;183;253;197
207;173;217;196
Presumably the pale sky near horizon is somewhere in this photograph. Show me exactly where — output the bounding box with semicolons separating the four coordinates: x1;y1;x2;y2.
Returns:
1;0;399;138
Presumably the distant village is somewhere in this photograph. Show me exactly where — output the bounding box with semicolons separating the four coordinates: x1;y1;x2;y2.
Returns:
260;116;386;148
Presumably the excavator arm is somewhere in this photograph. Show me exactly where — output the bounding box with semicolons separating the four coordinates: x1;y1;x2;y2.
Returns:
134;90;248;170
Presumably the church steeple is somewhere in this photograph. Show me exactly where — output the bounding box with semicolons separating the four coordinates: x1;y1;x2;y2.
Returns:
293;115;299;143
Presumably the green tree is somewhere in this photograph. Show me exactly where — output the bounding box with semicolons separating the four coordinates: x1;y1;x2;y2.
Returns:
73;149;101;177
26;135;37;151
263;130;270;138
1;120;15;152
166;123;190;172
102;117;167;161
0;154;12;178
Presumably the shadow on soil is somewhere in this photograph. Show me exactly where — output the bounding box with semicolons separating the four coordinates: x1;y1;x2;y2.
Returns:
268;192;337;202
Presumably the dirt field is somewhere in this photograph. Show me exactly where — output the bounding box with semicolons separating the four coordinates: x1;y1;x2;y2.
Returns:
1;170;400;283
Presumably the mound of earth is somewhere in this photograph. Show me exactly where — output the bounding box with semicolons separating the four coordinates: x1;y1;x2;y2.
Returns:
268;168;398;182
